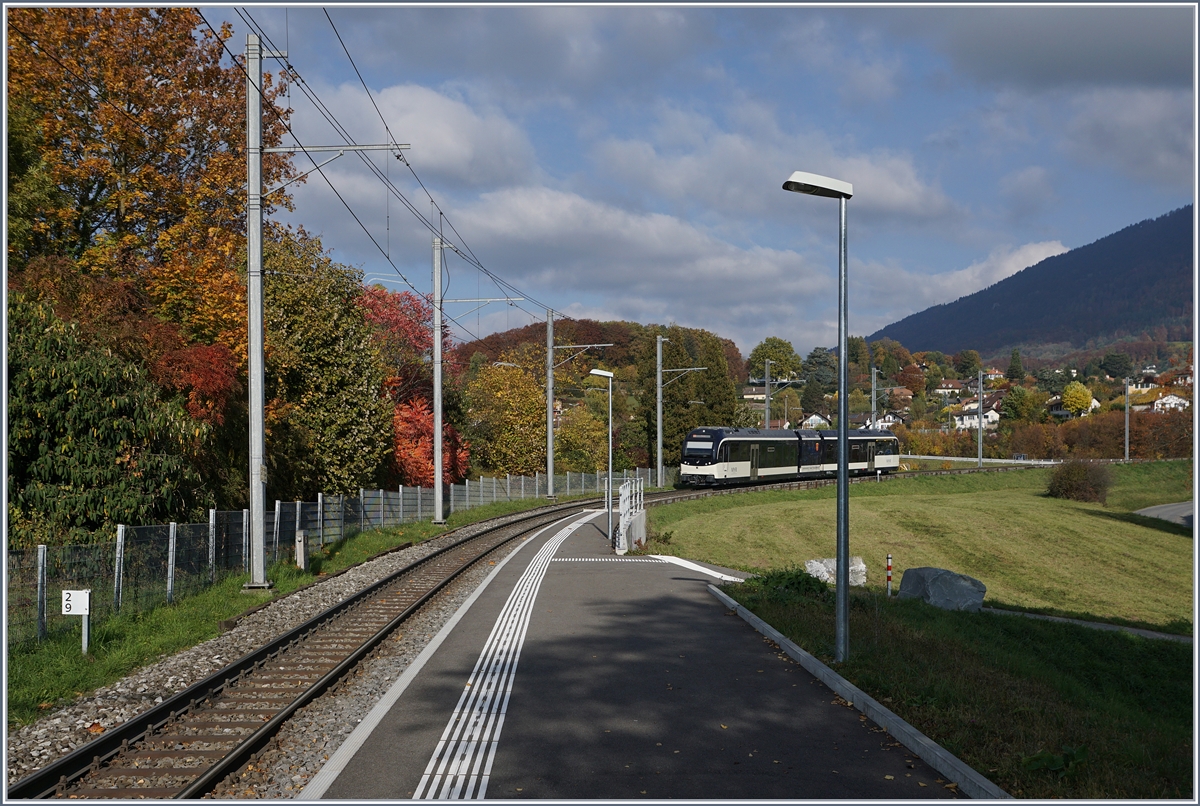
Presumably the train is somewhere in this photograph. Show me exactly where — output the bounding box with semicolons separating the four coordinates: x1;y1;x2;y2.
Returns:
678;426;900;486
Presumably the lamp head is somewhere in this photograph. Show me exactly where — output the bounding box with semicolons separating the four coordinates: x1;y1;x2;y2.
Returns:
782;170;853;199
590;368;614;379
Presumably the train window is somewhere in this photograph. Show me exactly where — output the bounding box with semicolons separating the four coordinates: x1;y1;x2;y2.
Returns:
683;440;714;458
802;441;820;464
850;442;863;463
876;439;894;456
728;441;750;463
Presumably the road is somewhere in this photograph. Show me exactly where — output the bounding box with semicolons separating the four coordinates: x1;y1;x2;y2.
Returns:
1134;501;1193;528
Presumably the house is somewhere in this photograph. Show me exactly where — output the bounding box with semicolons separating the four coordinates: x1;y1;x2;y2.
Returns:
1154;393;1191;412
1046;394;1101;419
880;386;914;409
983;367;1005;381
932;379;964;399
858;411;906;431
741;386;767;401
799;412;832;429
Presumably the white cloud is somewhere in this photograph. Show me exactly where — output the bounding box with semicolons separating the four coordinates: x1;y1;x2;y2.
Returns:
592;106;959;226
289;82;537;189
1064;88;1194;188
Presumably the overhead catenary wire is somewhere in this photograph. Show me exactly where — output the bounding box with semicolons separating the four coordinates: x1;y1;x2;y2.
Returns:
315;7;569;326
197;9;490;343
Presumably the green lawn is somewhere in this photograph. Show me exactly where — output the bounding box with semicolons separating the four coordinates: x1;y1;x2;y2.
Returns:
648;461;1193;633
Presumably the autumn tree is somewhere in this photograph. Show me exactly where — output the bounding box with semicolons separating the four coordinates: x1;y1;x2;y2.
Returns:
392;398;470;487
464;349;546;475
7;8;296;359
1060;381;1094;418
897;364;926;396
953;350;982;379
555;405;608;473
748;337;802;380
262;229;393;499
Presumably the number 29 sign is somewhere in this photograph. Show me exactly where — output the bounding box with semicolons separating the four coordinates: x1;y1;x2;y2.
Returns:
62;589;91;616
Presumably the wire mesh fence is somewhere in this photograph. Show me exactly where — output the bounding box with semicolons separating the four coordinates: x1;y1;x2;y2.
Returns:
7;467;671;649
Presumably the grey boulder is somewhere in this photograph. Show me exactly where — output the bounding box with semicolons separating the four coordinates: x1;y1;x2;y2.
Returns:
897;567;986;612
805;556;867;587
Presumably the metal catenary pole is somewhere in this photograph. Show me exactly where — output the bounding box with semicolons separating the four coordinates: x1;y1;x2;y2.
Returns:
432;234;446;524
1125;378;1130;461
657;335;665;487
764;358;773;428
547;309;555;499
243;33;271;591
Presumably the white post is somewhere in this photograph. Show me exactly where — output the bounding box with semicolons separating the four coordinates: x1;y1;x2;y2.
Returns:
242;510;250;573
36;544;47;641
547;309;555;499
273;499;281;563
208;509;216;583
114;525;125;612
167;522;177;605
417;485;423;520
399;485;404;523
317;492;325;546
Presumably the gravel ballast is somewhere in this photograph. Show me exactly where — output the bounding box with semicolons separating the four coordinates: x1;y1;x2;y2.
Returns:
6;512;551;794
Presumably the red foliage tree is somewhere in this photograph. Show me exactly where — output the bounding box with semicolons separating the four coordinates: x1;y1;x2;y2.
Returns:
392;397;470;487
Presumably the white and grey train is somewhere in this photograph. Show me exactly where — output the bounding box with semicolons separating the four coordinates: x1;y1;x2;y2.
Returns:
678;427;901;486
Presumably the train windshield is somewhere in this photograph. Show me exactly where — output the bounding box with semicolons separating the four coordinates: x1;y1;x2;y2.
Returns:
683;439;714;458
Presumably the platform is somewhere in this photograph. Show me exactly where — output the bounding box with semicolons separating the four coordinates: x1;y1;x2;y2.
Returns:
304;509;959;800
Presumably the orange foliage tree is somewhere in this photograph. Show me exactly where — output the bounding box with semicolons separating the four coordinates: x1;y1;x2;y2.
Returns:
7;7;296;361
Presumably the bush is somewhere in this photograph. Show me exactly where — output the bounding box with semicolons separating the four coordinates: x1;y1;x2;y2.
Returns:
737;566;832;607
1047;461;1112;504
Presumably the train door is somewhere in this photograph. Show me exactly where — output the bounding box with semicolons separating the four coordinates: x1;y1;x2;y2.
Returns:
867;441;876;472
750;444;760;480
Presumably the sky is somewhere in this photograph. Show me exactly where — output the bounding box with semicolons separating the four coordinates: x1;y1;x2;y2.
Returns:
204;4;1196;359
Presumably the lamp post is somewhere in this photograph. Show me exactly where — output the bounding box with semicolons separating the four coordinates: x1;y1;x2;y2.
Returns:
657;336;667;488
590;368;614;544
783;170;853;663
764;358;774;428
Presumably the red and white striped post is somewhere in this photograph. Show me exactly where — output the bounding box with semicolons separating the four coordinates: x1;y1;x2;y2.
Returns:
886;554;893;597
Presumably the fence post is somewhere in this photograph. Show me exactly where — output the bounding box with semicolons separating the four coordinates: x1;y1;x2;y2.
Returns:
378;489;385;527
417;485;422;521
399;485;404;524
273;500;282;564
294;501;301;549
317;492;325;547
465;478;469;512
242;510;250;574
167;522;177;605
507;474;511;500
450;483;456;516
339;494;345;542
208;509;216;584
114;525;126;613
536;470;540;496
36;544;47;641
359;488;365;533
521;475;525;499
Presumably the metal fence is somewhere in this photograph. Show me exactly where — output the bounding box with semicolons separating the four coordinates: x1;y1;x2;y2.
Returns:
7;467;672;648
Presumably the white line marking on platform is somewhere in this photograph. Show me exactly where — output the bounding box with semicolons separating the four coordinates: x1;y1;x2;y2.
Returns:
412;511;596;800
298;512;584;800
549;557;665;562
650;555;745;582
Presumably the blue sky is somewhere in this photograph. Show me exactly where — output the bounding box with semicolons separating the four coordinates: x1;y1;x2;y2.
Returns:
206;5;1195;357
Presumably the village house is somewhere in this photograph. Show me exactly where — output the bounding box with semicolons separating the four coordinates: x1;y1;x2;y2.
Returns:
952;392;1005;430
799;412;832;429
932;379;964;399
1046;394;1101;419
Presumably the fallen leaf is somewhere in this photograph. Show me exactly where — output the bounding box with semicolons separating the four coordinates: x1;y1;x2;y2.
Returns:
945;783;958;789
884;775;894;780
87;722;105;734
918;782;927;788
720;724;728;729
38;703;52;710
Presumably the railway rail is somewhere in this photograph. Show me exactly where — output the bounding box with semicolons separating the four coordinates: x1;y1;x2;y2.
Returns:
8;463;1036;799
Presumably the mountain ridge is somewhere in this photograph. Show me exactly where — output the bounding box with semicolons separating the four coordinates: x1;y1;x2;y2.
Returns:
866;206;1194;359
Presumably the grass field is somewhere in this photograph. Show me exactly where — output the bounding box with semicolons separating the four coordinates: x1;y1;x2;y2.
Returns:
646;460;1193;798
7;494;590;728
647;461;1194;633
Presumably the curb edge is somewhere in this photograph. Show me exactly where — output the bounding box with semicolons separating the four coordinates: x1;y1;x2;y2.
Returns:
707;583;1012;801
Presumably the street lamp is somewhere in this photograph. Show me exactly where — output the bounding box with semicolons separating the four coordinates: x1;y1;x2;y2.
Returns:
783;169;853;663
590;368;614;544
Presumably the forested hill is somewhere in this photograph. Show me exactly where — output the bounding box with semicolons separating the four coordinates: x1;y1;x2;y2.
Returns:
454;319;749;382
867;206;1193;357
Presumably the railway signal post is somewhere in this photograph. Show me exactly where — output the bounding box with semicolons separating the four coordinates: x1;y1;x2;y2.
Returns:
782;170;853;662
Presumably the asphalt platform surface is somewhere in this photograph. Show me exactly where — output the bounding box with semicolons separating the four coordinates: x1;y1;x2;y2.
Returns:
312;509;960;800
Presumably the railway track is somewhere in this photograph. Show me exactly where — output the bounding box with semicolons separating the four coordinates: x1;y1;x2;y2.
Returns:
8;464;1031;799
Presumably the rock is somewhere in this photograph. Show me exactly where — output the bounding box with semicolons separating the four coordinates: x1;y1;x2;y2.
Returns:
804;556;867;587
897;567;986;612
